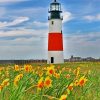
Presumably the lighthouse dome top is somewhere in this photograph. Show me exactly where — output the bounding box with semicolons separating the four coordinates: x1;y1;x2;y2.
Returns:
50;0;62;12
54;0;57;2
53;0;58;3
51;0;60;5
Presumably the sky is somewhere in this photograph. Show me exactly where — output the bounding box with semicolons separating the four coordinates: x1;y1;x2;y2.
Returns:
0;0;100;60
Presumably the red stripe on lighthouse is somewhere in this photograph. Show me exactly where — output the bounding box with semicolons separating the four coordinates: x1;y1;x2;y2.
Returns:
48;33;63;51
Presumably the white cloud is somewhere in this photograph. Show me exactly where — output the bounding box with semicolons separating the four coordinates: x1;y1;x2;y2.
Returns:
0;28;100;59
84;14;100;22
0;28;48;38
0;28;48;59
62;11;73;23
0;17;29;28
84;16;94;21
64;32;100;46
64;32;100;58
0;45;47;59
0;0;28;3
33;21;48;27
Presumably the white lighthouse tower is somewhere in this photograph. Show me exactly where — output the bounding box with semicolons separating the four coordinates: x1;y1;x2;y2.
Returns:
48;0;64;64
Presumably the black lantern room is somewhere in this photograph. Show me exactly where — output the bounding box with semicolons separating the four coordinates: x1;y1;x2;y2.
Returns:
48;0;62;20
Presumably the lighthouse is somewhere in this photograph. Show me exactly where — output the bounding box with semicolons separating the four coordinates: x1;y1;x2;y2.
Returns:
48;0;64;64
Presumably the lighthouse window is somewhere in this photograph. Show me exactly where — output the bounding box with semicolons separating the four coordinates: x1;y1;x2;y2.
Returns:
56;5;59;10
51;21;54;25
51;5;56;11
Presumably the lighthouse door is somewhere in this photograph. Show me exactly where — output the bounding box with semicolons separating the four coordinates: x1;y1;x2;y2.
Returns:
51;57;54;63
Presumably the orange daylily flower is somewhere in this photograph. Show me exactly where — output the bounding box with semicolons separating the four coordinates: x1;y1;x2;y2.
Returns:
67;83;74;91
14;74;23;87
54;73;60;79
59;94;67;100
14;65;20;71
79;76;88;86
1;79;9;87
73;67;80;77
47;65;55;76
37;77;44;90
44;76;52;88
65;74;70;79
0;85;3;92
74;80;79;86
24;65;32;72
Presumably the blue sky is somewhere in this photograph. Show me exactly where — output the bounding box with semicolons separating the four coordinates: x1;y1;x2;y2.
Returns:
0;0;100;59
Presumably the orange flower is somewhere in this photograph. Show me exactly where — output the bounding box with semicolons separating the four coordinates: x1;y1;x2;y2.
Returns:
1;79;9;87
79;76;87;86
54;73;60;79
67;83;74;91
14;80;18;87
0;85;3;92
57;65;60;70
44;76;52;88
59;94;67;100
73;67;80;77
14;74;23;87
15;74;23;81
24;65;32;72
0;67;3;72
65;74;70;79
47;65;55;76
74;80;79;86
37;77;44;90
14;65;20;71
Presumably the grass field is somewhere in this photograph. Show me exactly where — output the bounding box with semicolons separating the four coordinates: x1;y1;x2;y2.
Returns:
0;62;100;100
